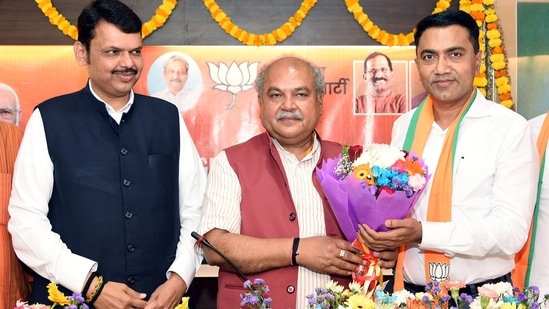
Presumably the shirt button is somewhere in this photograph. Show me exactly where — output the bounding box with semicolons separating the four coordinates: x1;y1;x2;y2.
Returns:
120;147;128;155
289;213;296;221
125;211;133;219
127;244;135;252
286;285;295;294
123;179;131;187
127;277;135;285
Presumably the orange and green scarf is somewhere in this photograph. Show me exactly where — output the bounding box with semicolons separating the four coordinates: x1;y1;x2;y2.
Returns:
512;112;549;290
393;90;476;291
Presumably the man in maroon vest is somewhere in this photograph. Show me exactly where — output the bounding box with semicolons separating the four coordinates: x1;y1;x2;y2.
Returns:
198;56;396;308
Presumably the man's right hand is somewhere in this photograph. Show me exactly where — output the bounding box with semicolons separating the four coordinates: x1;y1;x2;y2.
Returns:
296;236;365;276
93;281;148;309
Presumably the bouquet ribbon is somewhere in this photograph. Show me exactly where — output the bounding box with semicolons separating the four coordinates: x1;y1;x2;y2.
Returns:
351;238;382;297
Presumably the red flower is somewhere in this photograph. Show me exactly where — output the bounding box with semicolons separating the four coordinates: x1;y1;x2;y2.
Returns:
376;186;394;197
348;145;363;162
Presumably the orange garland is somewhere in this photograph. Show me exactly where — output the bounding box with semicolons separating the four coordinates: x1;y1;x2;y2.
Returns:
460;0;514;109
35;0;513;109
202;0;317;46
35;0;177;40
343;0;452;46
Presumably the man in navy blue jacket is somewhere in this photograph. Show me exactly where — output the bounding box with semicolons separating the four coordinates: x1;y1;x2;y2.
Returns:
8;1;207;308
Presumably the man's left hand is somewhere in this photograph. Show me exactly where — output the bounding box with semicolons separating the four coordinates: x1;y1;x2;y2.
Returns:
144;274;187;309
358;218;422;252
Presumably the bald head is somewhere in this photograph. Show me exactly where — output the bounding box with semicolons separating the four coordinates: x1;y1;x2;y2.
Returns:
255;57;324;101
0;83;20;125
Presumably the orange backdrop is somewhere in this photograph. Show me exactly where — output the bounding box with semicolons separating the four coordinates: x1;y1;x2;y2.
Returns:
0;46;423;170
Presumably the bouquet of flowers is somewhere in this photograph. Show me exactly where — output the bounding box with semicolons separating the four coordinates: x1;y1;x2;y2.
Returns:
316;143;429;296
240;278;272;309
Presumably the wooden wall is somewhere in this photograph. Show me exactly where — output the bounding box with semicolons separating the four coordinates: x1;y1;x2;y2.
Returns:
0;0;458;45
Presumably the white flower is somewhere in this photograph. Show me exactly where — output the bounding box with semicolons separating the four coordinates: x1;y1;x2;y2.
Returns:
391;289;415;307
352;143;405;168
349;281;364;294
483;281;514;297
324;280;345;294
408;173;427;191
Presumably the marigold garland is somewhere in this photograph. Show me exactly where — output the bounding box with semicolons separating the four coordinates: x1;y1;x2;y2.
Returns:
344;0;451;46
461;0;514;109
35;0;513;109
34;0;177;40
202;0;317;46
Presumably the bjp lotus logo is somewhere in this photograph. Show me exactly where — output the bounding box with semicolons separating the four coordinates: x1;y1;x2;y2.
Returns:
207;61;259;109
428;262;449;282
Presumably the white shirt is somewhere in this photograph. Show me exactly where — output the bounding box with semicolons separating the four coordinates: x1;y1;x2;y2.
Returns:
152;87;200;112
527;113;549;296
198;136;330;309
391;90;538;285
8;83;207;293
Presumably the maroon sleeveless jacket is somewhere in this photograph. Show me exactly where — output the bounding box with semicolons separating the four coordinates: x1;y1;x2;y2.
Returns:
218;132;351;309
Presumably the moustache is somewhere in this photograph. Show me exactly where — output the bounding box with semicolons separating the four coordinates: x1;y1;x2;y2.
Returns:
169;78;183;83
373;77;387;83
112;68;138;75
276;111;303;120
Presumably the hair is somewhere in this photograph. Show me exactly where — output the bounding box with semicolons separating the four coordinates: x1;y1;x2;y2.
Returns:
363;51;393;72
255;57;325;102
163;55;189;73
77;0;142;51
0;82;21;125
414;9;480;54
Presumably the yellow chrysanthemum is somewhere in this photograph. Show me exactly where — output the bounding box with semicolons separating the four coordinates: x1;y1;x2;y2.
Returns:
47;283;70;305
346;294;376;309
174;297;190;309
497;84;512;94
492;61;506;71
474;76;488;87
496;76;509;87
488;38;502;48
353;164;375;185
501;99;513;108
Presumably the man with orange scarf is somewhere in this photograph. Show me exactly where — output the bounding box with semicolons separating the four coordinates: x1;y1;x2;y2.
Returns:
0;121;30;307
358;10;538;297
512;112;549;296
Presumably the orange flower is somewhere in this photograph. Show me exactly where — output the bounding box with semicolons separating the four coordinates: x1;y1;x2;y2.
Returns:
404;158;425;176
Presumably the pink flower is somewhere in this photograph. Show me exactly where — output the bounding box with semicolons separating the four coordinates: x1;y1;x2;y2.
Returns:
408;173;427;191
478;286;499;299
445;281;466;291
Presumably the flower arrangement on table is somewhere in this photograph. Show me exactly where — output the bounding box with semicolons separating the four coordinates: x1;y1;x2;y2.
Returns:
15;282;190;309
315;143;430;296
306;279;549;309
240;278;272;309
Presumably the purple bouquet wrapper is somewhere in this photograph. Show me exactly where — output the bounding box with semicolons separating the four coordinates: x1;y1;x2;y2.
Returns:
316;155;430;242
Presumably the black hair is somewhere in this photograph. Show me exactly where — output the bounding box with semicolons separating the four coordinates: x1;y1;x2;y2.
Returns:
414;9;480;54
363;51;393;72
77;0;142;51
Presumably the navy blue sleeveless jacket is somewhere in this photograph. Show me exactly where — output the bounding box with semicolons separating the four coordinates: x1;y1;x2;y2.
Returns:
30;86;180;304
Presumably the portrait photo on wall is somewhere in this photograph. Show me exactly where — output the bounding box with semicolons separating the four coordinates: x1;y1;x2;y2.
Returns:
146;51;204;113
353;51;410;115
